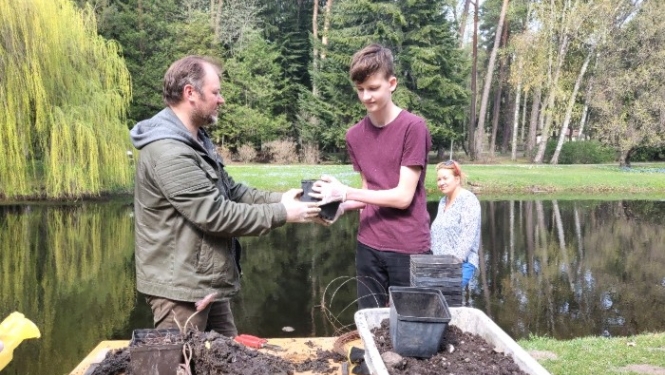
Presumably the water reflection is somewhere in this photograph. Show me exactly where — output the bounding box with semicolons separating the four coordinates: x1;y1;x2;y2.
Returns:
0;201;136;375
1;198;664;374
470;199;665;341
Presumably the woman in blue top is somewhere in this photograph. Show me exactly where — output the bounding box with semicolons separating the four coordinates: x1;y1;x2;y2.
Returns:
430;160;481;287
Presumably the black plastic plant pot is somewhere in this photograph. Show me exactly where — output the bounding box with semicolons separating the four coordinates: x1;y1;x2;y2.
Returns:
129;328;184;375
410;254;464;307
300;179;318;203
301;179;341;220
388;286;451;358
319;201;341;220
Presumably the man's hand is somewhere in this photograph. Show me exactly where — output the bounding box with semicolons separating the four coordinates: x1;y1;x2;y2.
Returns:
281;188;304;203
282;189;321;222
311;175;348;205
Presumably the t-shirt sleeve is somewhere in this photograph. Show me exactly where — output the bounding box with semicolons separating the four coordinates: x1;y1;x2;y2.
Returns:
346;128;361;172
401;119;432;168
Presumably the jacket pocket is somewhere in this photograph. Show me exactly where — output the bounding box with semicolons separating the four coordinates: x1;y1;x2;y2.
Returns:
196;235;212;273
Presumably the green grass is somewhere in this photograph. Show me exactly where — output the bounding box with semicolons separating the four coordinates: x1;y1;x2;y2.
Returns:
519;332;665;375
226;163;665;199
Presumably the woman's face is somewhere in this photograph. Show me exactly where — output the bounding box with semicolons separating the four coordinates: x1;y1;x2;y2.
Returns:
436;168;460;196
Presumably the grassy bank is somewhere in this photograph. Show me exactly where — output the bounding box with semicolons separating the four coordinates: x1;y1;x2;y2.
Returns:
519;332;665;375
226;163;665;199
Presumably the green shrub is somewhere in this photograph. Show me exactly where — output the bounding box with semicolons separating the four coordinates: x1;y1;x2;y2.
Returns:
561;141;616;164
544;140;615;164
630;146;665;162
543;140;558;162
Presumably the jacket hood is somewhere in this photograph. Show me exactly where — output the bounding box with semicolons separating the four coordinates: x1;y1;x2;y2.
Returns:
130;108;197;150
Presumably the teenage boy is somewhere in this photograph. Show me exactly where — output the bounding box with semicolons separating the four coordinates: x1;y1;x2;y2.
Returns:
312;43;432;309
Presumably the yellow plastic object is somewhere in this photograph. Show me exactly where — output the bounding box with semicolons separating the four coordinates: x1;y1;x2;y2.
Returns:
0;312;41;371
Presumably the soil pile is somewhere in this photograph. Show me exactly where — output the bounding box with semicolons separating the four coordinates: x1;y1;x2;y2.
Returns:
91;330;342;375
90;347;129;375
372;319;529;375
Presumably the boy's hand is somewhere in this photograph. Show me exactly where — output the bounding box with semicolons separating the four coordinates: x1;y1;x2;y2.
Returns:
311;175;347;205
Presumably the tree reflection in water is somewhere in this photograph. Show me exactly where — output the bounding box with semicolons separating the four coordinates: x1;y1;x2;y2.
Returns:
1;198;664;374
468;199;665;341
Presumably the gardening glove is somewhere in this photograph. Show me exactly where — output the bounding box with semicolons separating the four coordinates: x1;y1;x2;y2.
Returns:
311;175;348;205
195;292;219;312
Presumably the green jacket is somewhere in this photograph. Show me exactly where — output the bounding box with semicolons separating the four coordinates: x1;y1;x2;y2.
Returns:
130;108;287;301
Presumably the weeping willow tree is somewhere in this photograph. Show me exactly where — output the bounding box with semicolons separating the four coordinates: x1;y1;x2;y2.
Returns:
0;0;132;199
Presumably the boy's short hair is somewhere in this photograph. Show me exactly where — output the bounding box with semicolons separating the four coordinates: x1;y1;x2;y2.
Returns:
349;43;395;83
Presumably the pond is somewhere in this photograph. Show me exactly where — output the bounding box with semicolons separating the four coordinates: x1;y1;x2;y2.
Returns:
1;197;664;374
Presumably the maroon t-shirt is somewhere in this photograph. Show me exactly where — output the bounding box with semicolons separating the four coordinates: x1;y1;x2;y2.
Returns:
346;110;432;254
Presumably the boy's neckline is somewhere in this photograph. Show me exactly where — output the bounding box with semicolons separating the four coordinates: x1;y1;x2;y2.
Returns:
368;105;403;128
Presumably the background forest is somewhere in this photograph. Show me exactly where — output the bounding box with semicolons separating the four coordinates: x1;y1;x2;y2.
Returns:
2;0;665;198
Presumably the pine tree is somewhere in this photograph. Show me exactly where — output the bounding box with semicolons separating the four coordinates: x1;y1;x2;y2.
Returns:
93;0;188;123
399;0;469;155
309;0;468;153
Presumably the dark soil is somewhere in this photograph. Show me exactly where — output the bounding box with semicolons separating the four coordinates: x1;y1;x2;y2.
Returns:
89;347;129;375
90;330;343;375
372;319;529;375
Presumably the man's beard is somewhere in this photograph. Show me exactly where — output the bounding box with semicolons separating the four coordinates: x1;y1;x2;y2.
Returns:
192;107;218;127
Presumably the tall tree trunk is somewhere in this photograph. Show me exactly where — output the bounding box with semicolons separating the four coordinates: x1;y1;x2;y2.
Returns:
210;0;215;29
468;1;479;157
321;0;333;58
311;0;319;97
459;0;472;47
577;76;594;141
550;51;591;164
511;57;523;161
533;0;578;163
490;18;510;158
533;32;568;163
577;101;589;141
138;0;144;52
211;0;223;42
526;86;541;158
489;86;502;158
618;148;630;167
475;0;510;161
501;89;514;153
520;85;528;144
